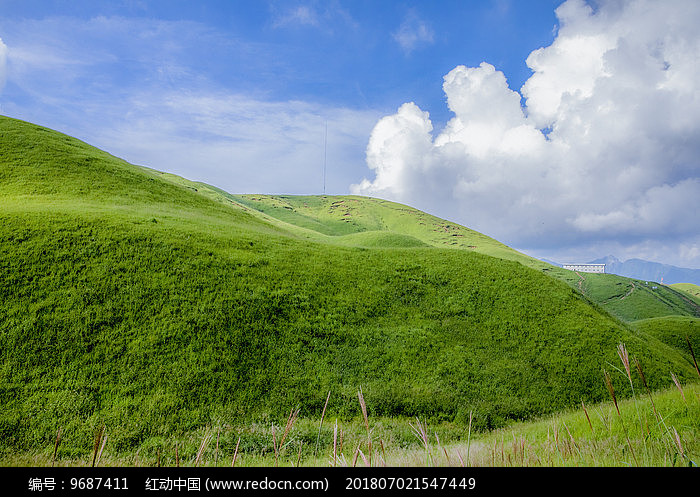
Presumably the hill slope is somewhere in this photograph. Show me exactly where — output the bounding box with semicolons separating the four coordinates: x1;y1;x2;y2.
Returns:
226;195;700;323
229;194;535;262
0;116;696;458
671;283;700;304
564;272;700;322
632;316;699;361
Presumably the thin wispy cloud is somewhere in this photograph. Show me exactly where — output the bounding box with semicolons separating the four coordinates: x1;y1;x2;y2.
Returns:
272;5;320;28
92;90;380;195
393;10;434;54
269;2;358;34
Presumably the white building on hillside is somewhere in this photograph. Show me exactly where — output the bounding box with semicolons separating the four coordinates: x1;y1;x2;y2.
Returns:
563;263;606;274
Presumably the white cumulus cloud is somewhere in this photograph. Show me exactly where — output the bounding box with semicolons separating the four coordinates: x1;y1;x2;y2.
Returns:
353;0;700;268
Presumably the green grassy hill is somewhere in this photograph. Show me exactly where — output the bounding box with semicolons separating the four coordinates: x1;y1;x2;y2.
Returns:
0;116;697;461
226;195;700;324
671;283;700;304
568;273;700;322
229;194;533;262
632;316;700;359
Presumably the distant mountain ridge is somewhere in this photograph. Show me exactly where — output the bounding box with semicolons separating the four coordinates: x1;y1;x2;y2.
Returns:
588;255;700;285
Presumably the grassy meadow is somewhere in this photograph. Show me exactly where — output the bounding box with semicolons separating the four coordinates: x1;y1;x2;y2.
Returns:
1;116;699;466
7;376;699;468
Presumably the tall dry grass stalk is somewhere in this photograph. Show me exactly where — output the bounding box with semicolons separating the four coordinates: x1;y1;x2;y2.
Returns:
272;425;278;465
562;422;580;459
214;428;220;467
328;420;345;467
581;401;593;433
332;419;338;467
96;433;107;467
456;450;465;467
671;427;685;460
617;343;632;384
436;433;450;465
603;369;638;466
352;442;361;467
603;369;620;415
357;388;371;466
195;431;213;467
282;408;300;447
466;410;473;467
52;428;62;467
315;390;331;461
409;417;433;466
273;407;300;466
358;448;369;467
619;344;646;459
91;426;105;468
271;408;300;467
510;433;528;467
231;437;241;467
671;372;687;404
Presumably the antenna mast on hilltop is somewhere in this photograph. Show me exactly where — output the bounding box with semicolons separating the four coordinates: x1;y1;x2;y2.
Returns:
323;120;327;195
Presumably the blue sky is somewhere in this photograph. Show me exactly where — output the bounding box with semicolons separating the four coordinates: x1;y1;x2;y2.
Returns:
0;1;559;119
1;1;698;269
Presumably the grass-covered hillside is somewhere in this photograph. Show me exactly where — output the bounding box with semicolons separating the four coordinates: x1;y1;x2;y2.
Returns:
633;316;699;362
225;195;700;324
671;283;700;304
0;116;697;461
230;194;534;263
562;272;700;323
